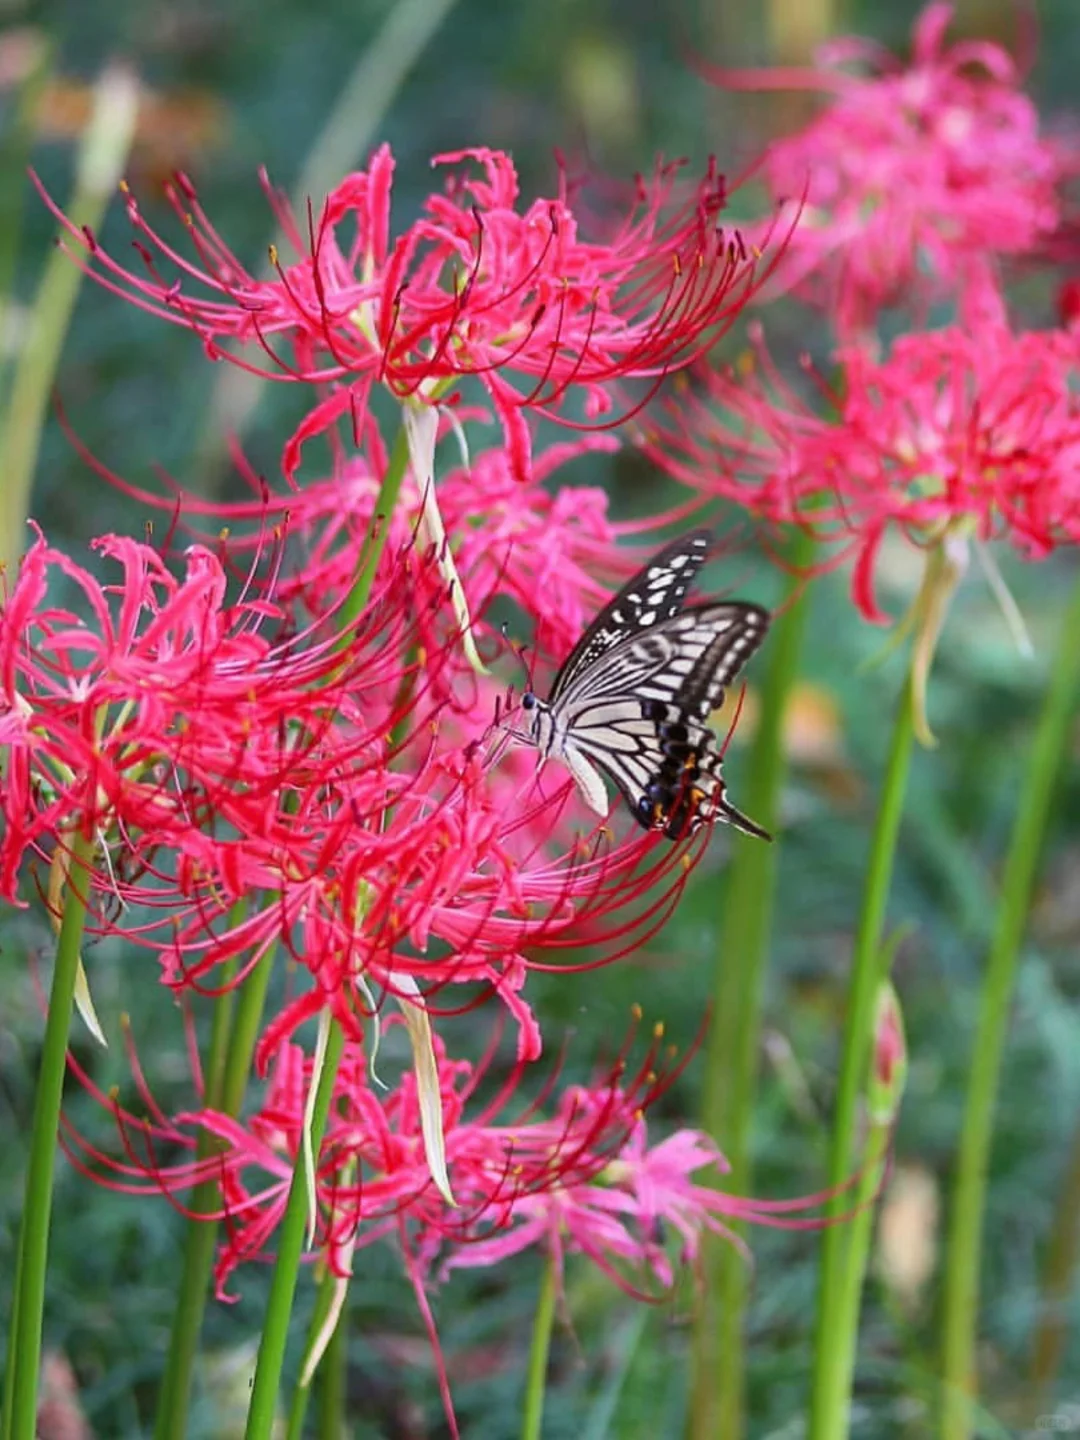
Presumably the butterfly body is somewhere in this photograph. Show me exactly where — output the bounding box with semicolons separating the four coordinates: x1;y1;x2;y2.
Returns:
520;531;771;841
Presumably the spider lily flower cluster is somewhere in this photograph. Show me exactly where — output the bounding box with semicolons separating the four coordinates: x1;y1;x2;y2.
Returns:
1;527;712;1062
65;1010;837;1304
35;145;777;484
707;2;1080;337
25;2;1072;1417
1;132;810;1431
647;284;1080;624
643;6;1080;744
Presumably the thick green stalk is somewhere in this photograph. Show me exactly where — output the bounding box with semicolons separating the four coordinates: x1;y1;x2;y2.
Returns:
244;1019;346;1440
244;412;411;1437
339;425;409;635
3;831;95;1440
690;538;813;1440
520;1255;558;1440
0;65;137;580
940;574;1080;1439
219;950;277;1117
316;1279;346;1440
827;983;907;1414
284;1261;339;1440
152;966;236;1440
153;943;274;1440
156;396;394;1431
809;674;917;1439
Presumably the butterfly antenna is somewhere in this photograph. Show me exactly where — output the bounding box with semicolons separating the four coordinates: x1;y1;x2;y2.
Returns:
500;620;536;691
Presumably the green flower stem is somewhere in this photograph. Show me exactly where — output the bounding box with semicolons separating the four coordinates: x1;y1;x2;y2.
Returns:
940;573;1080;1440
690;535;814;1440
0;65;137;580
1029;1108;1080;1413
243;414;412;1438
283;1261;339;1440
153;943;274;1440
152;966;236;1440
828;984;907;1416
219;949;277;1117
521;1254;558;1440
316;1277;346;1440
809;672;917;1440
244;1017;346;1440
3;830;96;1440
339;425;409;635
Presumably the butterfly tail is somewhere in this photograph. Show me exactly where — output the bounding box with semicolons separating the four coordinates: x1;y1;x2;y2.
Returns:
715;792;774;843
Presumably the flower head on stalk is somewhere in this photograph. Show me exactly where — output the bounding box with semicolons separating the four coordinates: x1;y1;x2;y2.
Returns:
646;279;1080;741
88;426;630;667
61;1010;680;1288
706;2;1079;335
62;1007;832;1306
77;413;708;680
98;719;706;1064
0;526;424;905
2;517;711;1070
36;145;775;481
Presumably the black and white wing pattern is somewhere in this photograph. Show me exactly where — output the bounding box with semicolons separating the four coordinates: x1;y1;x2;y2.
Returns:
548;530;713;701
521;531;771;841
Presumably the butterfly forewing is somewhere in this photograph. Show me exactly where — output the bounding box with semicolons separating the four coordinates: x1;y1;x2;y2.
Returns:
549;529;712;701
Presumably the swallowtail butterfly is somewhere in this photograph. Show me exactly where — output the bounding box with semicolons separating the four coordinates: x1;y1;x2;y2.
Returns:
520;530;771;841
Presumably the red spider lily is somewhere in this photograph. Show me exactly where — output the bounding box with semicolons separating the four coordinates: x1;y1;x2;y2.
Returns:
705;2;1080;335
112;738;706;1062
645;283;1080;624
59;405;710;685
0;528;429;899
36;145;775;482
440;1121;834;1299
2;526;710;1061
61;1006;869;1439
81;428;628;666
68;1003;833;1301
65;1008;844;1310
61;1010;697;1298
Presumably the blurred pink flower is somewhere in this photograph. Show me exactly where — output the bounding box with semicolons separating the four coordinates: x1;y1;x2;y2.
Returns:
708;3;1079;333
441;1104;832;1297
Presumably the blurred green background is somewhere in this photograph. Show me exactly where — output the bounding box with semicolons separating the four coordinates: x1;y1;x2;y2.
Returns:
4;1;1080;1435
